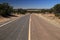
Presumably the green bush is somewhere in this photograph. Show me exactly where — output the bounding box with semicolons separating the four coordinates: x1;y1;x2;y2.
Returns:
17;9;27;14
0;3;13;17
52;4;60;18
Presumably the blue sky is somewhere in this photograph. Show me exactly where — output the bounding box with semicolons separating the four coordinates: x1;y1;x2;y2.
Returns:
0;0;60;9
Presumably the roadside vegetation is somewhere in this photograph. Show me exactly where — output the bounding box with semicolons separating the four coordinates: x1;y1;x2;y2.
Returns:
0;2;60;18
0;3;27;18
53;4;60;18
17;8;27;14
0;3;27;23
0;3;13;17
39;4;60;18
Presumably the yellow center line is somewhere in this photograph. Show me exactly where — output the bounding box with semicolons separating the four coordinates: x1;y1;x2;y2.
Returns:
28;15;31;40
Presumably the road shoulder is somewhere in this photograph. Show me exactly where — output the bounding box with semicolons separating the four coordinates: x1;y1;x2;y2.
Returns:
35;14;60;28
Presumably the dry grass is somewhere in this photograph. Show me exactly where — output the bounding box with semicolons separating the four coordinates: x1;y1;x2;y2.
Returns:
42;13;60;23
0;14;22;23
35;13;60;27
0;17;10;23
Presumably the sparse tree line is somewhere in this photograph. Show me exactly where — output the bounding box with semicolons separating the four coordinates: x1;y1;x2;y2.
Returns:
0;3;27;17
0;3;60;18
39;4;60;18
0;3;13;17
26;4;60;18
13;8;27;14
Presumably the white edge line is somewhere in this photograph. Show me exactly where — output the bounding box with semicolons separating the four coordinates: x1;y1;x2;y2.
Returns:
28;15;31;40
0;17;20;27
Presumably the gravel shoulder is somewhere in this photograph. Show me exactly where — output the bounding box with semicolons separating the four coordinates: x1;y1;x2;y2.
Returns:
35;13;60;28
0;14;23;25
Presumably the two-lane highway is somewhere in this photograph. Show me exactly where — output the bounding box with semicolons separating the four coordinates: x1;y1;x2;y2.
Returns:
0;14;30;40
0;14;60;40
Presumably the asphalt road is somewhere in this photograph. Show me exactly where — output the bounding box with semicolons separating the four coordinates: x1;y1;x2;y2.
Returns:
31;14;60;40
0;14;30;40
0;14;60;40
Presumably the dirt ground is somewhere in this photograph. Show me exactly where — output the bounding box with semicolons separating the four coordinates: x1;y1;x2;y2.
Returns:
35;13;60;27
41;13;60;23
0;14;22;23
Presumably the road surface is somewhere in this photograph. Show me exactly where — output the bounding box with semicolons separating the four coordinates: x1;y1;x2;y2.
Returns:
0;14;60;40
0;14;30;40
31;14;60;40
